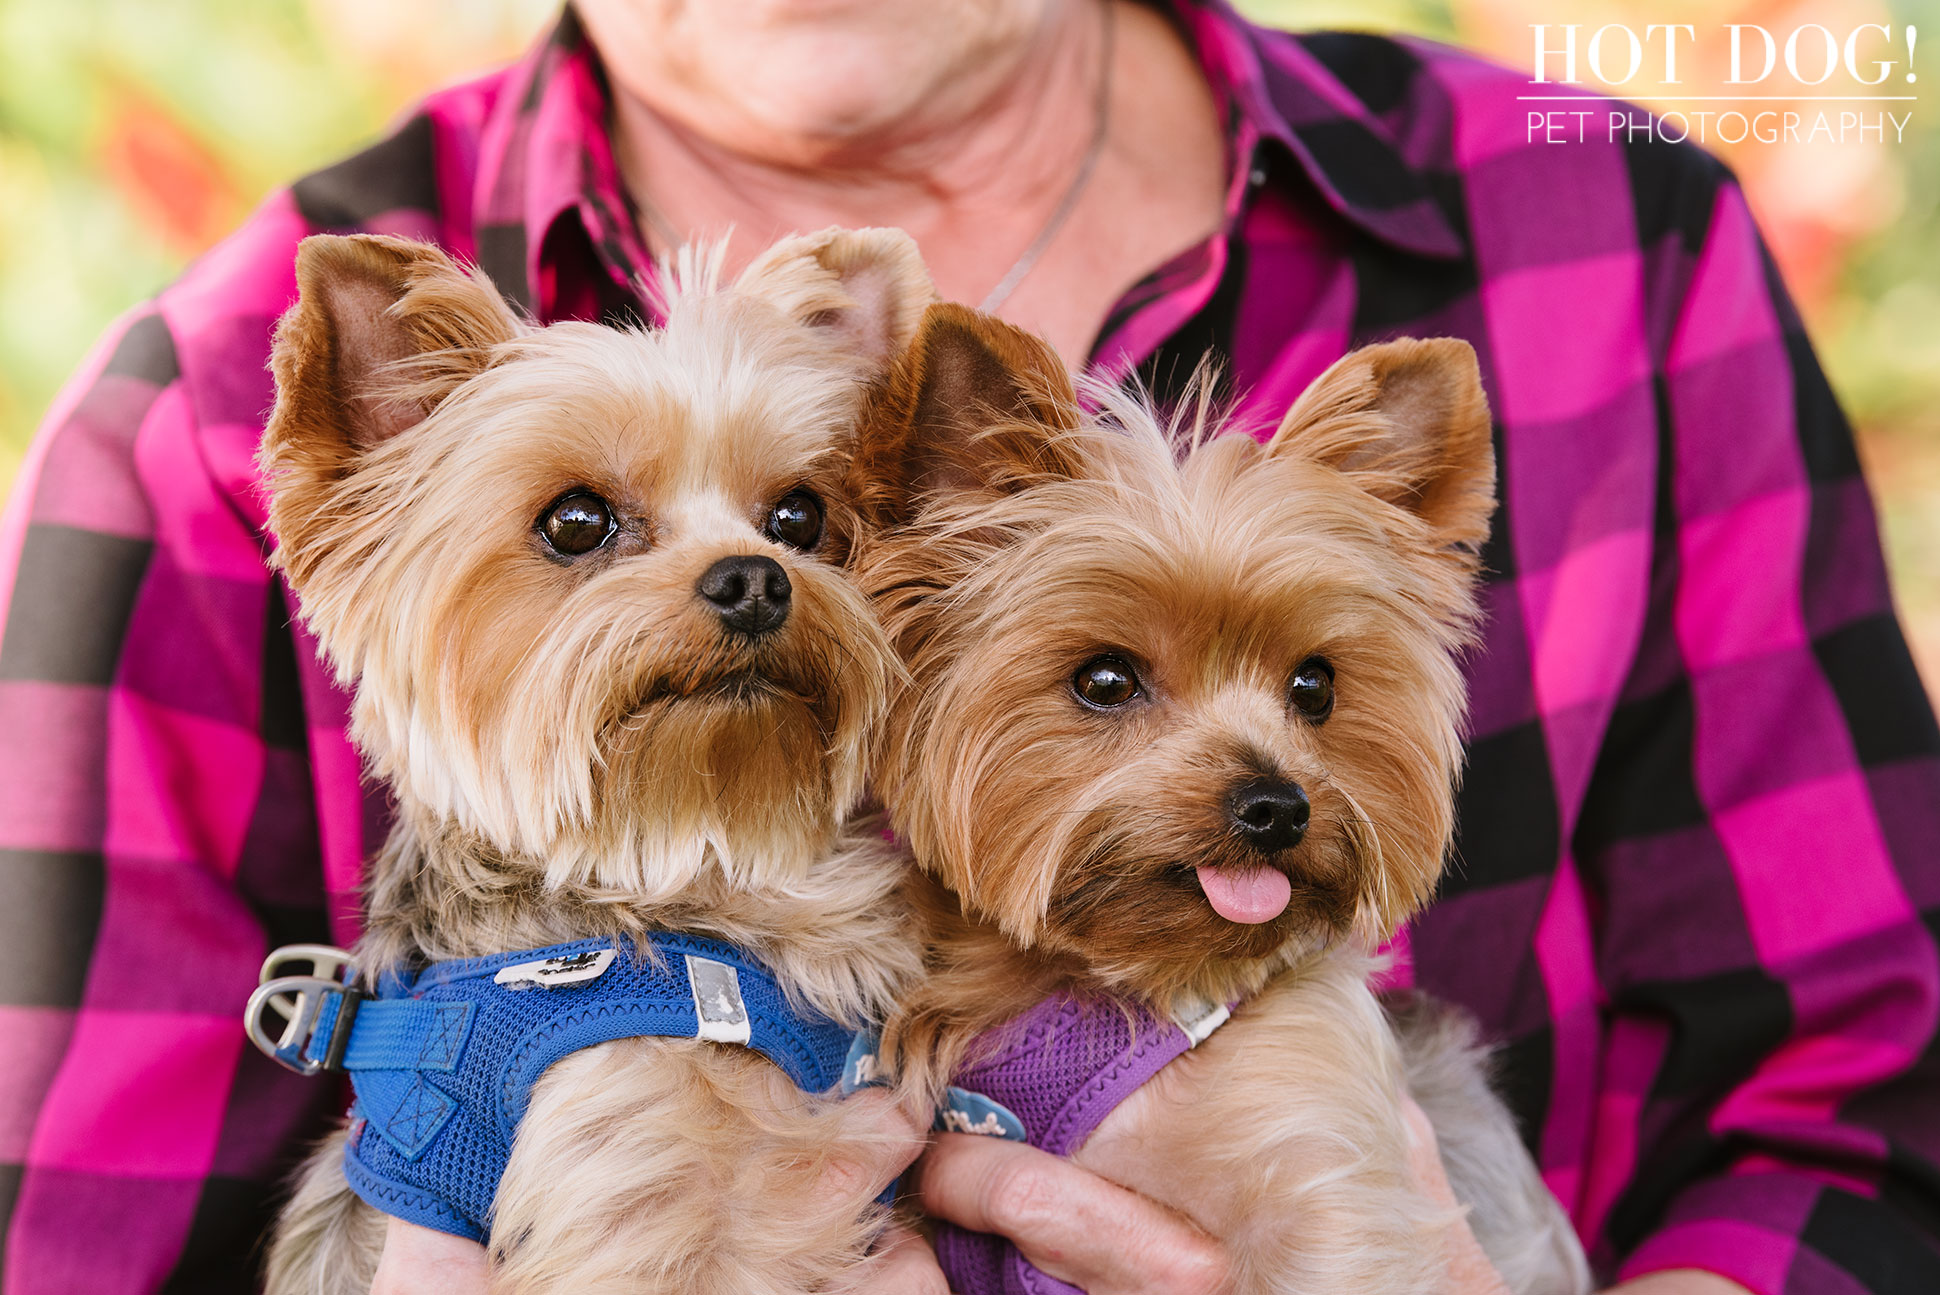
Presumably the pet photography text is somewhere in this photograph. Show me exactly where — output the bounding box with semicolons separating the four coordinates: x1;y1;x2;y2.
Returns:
1522;20;1919;144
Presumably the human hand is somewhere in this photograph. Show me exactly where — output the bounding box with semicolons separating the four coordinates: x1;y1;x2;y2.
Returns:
914;1131;1233;1294
912;1094;1528;1295
1400;1103;1755;1295
839;1220;951;1294
369;1216;489;1295
370;1088;939;1294
1608;1275;1754;1295
1400;1094;1515;1295
820;1088;950;1294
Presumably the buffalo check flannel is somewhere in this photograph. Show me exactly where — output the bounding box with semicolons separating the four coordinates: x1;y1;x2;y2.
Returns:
1;2;1937;1290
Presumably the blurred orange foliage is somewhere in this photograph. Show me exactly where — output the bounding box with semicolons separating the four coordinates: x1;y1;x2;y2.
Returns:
97;81;246;254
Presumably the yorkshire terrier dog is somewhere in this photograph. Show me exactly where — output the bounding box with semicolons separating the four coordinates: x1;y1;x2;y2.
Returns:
254;229;934;1294
860;306;1592;1295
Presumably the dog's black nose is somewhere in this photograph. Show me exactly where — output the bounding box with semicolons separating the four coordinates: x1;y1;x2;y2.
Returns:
697;555;792;635
1228;777;1310;854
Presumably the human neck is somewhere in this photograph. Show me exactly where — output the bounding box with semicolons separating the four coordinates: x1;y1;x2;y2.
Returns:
582;0;1227;366
601;0;1111;305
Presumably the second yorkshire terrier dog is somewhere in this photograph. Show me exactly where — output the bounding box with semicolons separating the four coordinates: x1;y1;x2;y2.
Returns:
252;229;933;1294
861;306;1592;1294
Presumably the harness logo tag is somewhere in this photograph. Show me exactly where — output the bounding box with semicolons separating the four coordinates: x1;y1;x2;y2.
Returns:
842;1031;888;1093
940;1109;1007;1136
685;955;753;1045
493;947;616;990
933;1088;1027;1142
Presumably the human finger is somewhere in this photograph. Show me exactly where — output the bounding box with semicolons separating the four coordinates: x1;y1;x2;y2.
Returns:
1401;1093;1460;1208
838;1221;951;1295
916;1131;1230;1295
816;1087;932;1204
1400;1096;1514;1295
369;1215;490;1295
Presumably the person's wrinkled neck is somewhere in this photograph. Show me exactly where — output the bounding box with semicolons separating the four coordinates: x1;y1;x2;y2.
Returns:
585;0;1109;268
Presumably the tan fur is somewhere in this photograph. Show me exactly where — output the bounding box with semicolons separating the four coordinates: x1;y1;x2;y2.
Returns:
1084;953;1448;1294
266;1129;388;1295
862;305;1589;1294
493;1040;909;1293
260;228;936;1294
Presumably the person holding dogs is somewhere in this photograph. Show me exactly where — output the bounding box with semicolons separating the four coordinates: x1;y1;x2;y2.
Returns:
1;1;1935;1293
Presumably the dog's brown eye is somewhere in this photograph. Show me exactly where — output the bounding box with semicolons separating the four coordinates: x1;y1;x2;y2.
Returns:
1073;656;1140;709
538;491;614;556
766;489;824;551
1288;657;1335;722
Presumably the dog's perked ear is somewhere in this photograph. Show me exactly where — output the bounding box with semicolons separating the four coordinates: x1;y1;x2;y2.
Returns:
1267;338;1497;556
261;234;520;588
851;302;1086;526
735;226;936;369
269;233;520;454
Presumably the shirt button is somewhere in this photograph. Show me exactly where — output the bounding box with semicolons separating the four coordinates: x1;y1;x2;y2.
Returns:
1249;167;1267;187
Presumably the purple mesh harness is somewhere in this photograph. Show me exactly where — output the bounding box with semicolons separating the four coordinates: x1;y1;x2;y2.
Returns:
929;993;1231;1295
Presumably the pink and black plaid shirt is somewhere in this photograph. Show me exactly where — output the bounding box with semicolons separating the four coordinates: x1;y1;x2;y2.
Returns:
2;4;1937;1291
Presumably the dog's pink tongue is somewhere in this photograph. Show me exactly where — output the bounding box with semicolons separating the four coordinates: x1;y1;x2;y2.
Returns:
1194;864;1293;924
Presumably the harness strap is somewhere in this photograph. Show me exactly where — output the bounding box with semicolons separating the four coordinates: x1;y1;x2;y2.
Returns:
343;998;473;1073
925;992;1233;1295
246;934;862;1243
934;993;1229;1153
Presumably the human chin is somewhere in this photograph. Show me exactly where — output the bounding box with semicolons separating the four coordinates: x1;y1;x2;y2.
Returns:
692;1;1055;137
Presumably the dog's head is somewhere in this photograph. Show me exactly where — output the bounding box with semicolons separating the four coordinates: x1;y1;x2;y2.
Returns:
858;305;1494;1003
262;229;931;897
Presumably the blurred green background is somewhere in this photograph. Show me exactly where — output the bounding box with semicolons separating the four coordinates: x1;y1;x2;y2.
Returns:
2;0;1934;696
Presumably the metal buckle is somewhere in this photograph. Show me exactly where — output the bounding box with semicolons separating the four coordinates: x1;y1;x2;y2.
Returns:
244;945;361;1076
259;944;357;998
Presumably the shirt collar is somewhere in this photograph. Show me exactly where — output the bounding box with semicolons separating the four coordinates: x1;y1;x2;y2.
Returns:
1175;0;1465;260
472;8;652;320
472;0;1466;319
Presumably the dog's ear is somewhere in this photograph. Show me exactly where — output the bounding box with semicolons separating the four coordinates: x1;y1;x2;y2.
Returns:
735;226;936;369
851;302;1085;526
1267;337;1496;555
262;234;520;586
267;233;520;457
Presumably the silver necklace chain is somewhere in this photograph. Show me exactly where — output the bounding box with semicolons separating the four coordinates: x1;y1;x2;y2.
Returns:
626;0;1117;319
979;0;1116;314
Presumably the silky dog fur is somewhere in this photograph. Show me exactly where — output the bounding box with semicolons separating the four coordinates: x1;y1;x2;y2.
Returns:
258;228;933;1294
860;304;1591;1295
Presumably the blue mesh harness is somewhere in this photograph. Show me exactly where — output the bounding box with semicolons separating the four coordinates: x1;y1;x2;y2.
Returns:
258;934;859;1242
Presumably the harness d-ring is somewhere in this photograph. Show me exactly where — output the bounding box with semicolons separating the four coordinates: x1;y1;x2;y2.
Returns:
244;945;360;1075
